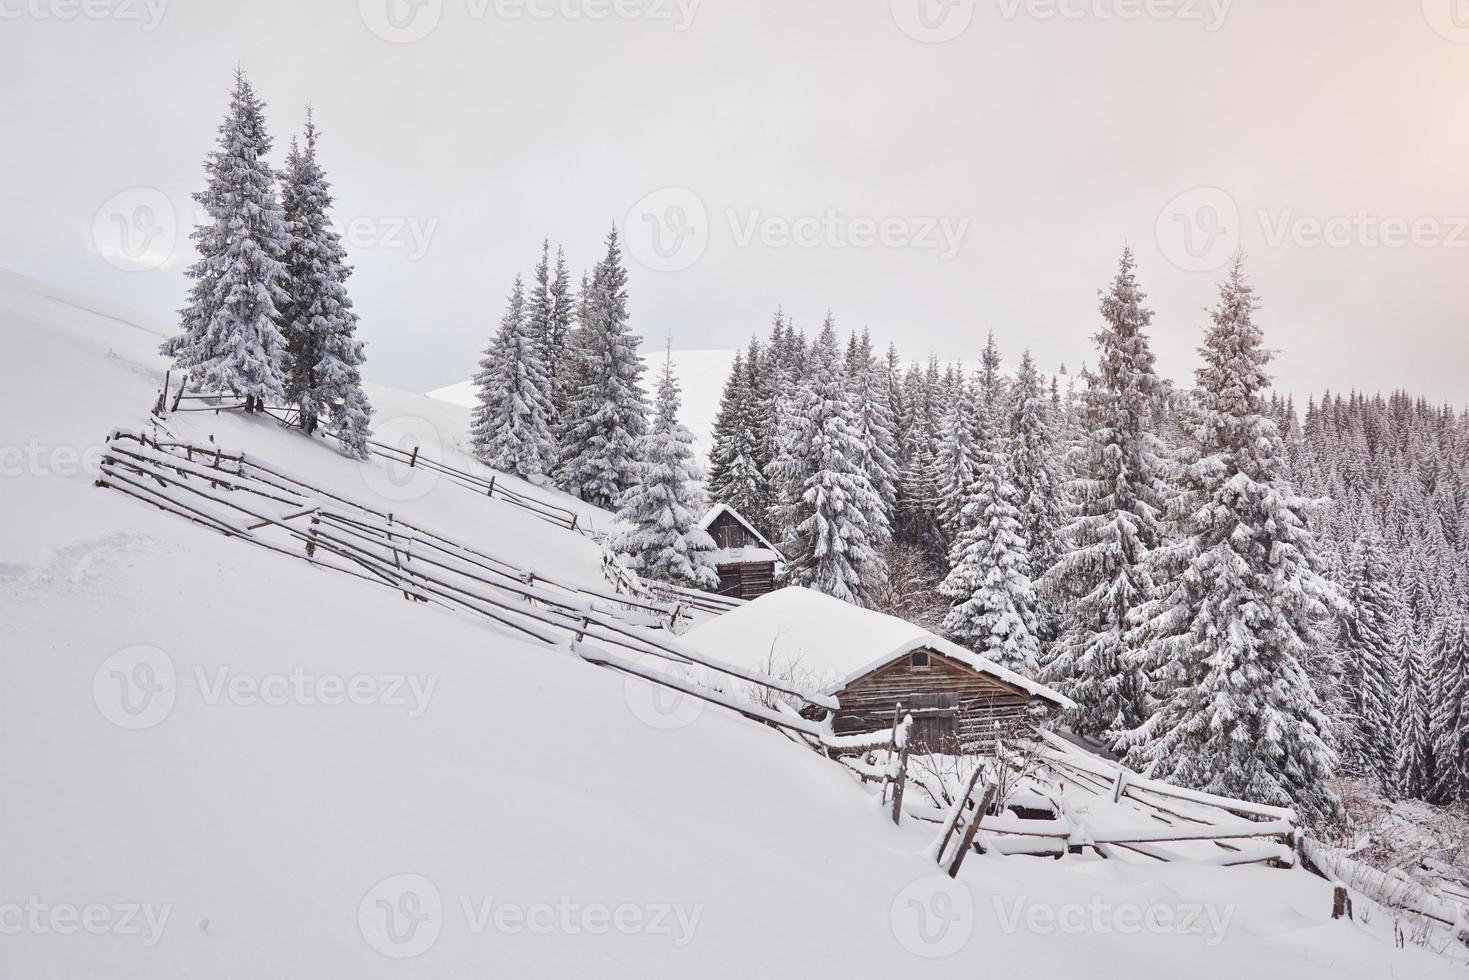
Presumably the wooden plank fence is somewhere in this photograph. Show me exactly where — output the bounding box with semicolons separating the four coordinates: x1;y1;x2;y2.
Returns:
96;428;839;739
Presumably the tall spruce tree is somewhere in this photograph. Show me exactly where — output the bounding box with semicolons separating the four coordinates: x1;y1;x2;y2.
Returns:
470;274;558;479
775;317;890;605
707;351;769;521
164;68;289;412
1120;256;1341;824
1428;599;1469;803
1040;246;1166;742
1008;351;1064;581
555;226;648;509
278;111;373;457
1339;527;1397;789
939;451;1041;673
614;353;719;590
933;376;985;552
845;329;901;525
1393;610;1435;799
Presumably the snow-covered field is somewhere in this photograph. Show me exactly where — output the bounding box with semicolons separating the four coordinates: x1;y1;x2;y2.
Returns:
2;267;1463;977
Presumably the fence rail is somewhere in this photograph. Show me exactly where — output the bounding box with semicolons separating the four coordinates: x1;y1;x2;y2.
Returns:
97;428;837;731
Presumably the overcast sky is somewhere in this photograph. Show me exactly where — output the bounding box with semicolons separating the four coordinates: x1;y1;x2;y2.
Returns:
5;0;1469;401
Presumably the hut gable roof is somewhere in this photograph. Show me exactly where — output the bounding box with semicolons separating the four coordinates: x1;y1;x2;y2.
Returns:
698;504;782;564
681;587;1074;708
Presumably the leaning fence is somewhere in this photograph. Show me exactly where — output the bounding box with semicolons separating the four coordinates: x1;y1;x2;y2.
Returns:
97;427;832;735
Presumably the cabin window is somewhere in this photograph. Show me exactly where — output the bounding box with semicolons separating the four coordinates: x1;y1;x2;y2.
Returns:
910;651;930;670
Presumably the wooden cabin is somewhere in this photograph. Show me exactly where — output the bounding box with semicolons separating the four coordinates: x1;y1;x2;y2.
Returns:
681;587;1073;753
698;504;782;600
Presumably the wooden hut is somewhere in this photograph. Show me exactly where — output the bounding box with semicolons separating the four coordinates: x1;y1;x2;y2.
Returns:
698;504;782;600
682;587;1073;753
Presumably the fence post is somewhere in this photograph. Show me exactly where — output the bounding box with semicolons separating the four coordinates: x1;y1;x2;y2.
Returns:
947;784;999;878
880;704;903;805
890;715;912;826
486;475;496;497
408;446;419;468
1332;885;1351;921
937;764;986;863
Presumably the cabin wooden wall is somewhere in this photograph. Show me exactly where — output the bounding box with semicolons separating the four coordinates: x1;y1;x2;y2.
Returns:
715;561;775;600
829;649;1045;752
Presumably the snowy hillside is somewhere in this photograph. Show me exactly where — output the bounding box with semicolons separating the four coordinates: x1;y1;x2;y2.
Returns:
2;268;1462;978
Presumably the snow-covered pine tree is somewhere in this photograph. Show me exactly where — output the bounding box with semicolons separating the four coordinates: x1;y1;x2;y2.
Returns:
614;352;719;590
1393;607;1435;800
278;111;372;457
1007;351;1064;581
1338;526;1397;789
555;225;648;509
1120;255;1341;824
707;350;768;521
164;68;290;412
1040;246;1167;743
933;375;985;552
470;274;558;479
977;331;1006;442
845;328;900;525
1428;597;1469;804
939;451;1041;673
526;238;555;366
778;317;890;606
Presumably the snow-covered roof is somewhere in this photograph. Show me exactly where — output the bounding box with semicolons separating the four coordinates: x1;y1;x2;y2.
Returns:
709;546;781;566
681;587;1074;707
698;503;782;559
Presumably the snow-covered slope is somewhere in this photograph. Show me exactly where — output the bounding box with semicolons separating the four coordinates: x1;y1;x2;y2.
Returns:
2;269;1462;978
